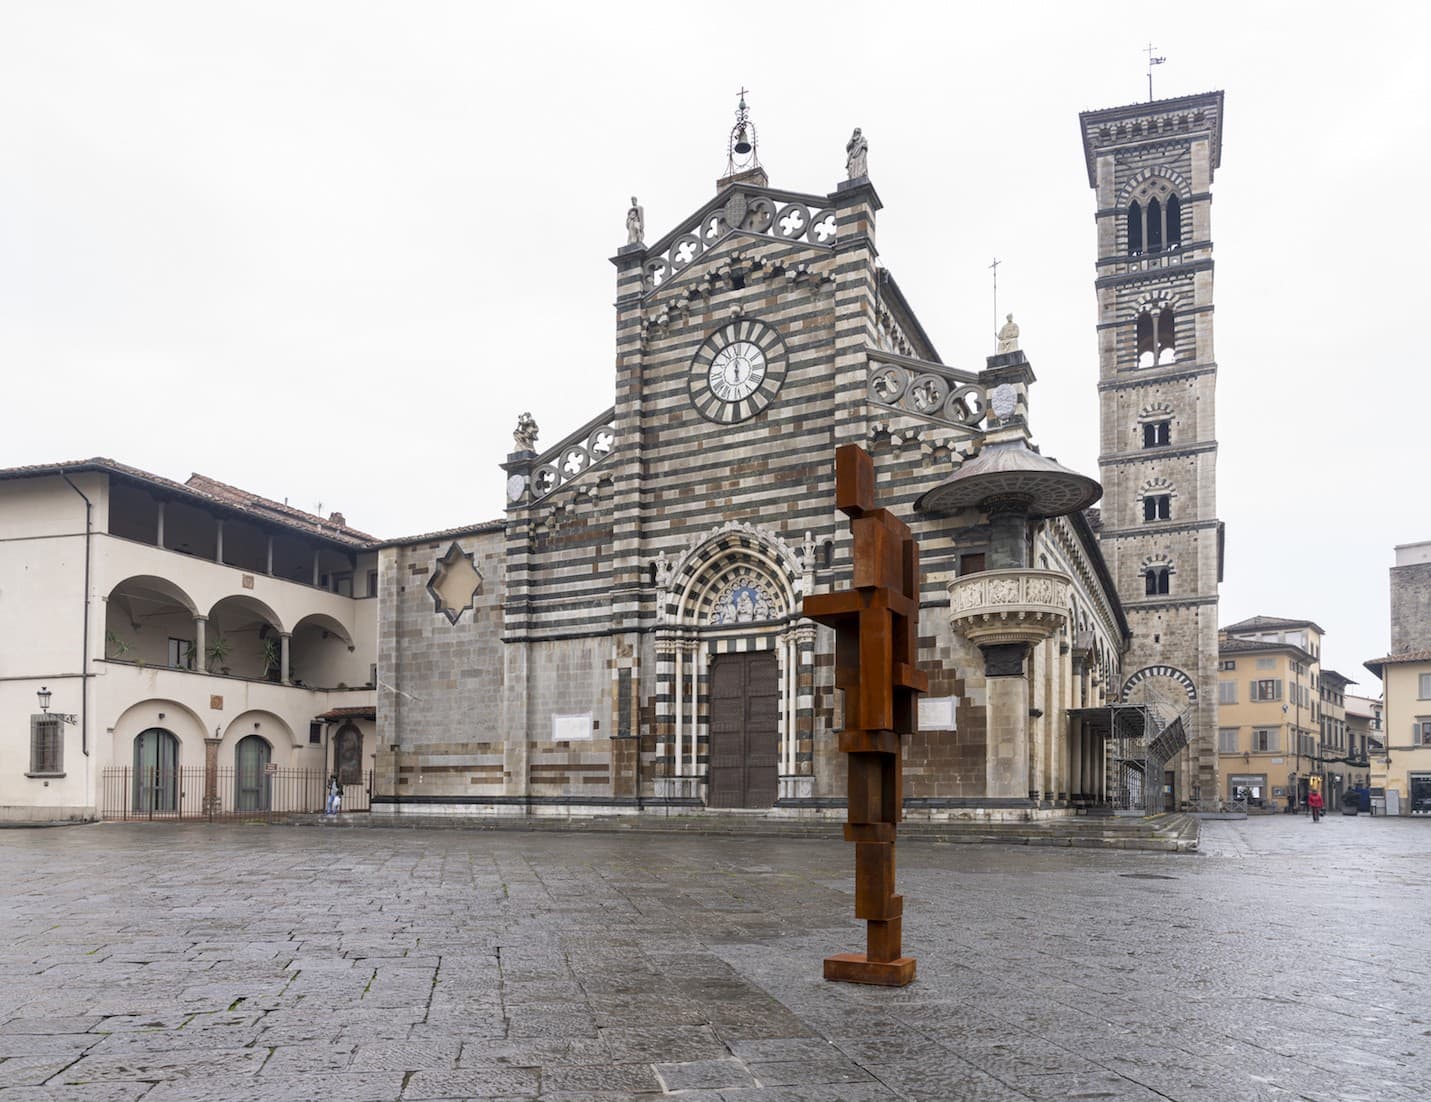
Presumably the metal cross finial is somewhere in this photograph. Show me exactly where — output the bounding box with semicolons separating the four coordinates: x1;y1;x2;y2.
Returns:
1145;43;1167;102
989;257;1001;349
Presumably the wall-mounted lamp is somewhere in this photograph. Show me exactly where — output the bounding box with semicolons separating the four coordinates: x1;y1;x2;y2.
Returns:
36;687;77;725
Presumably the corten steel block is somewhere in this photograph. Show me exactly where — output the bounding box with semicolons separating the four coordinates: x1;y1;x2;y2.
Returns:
835;445;875;516
838;730;901;755
867;915;904;960
823;952;916;987
804;444;924;988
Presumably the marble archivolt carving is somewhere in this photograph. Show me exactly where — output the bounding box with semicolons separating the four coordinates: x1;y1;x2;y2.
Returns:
947;569;1072;647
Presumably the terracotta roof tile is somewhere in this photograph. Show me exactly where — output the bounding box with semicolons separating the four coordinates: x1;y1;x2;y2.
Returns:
0;457;376;546
1223;614;1325;634
184;472;375;542
377;520;505;548
315;706;376;721
1364;648;1431;677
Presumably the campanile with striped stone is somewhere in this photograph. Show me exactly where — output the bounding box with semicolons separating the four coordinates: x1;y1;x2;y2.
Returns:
1079;92;1226;806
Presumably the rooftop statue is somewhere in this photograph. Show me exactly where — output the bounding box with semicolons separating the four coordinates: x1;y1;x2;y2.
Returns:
625;196;644;246
845;128;868;180
997;313;1020;353
513;411;539;452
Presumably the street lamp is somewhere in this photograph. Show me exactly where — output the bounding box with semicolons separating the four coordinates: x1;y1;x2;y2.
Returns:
36;686;77;725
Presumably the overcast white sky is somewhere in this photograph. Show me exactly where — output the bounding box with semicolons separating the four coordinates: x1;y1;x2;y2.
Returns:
3;2;1427;685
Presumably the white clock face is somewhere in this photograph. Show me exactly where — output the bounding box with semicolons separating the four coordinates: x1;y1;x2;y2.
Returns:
708;341;766;402
688;321;787;425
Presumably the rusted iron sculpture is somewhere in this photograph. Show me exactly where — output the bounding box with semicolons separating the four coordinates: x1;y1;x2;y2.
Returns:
804;444;926;986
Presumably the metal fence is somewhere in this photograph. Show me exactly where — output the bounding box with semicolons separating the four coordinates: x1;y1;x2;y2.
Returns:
100;766;371;822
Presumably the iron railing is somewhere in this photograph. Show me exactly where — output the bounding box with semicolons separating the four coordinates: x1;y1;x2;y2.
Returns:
100;766;371;822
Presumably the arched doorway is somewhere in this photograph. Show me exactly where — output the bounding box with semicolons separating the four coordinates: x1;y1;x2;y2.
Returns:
334;725;363;786
657;524;807;809
234;735;272;812
133;728;179;812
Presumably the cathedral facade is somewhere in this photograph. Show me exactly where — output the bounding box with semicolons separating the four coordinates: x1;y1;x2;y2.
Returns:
371;113;1145;820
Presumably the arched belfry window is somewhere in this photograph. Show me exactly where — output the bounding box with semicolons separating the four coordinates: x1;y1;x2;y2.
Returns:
1136;305;1177;367
1124;177;1185;256
1144;566;1172;596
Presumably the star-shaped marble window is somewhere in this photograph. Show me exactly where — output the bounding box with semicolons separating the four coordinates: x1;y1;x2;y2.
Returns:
427;542;482;625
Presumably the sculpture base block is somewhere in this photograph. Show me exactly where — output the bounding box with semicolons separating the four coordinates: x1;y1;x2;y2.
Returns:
823;952;916;987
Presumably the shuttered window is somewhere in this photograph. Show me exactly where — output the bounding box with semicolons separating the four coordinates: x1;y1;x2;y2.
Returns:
29;715;63;775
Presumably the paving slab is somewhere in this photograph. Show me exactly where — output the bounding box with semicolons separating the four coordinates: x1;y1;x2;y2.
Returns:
0;815;1426;1100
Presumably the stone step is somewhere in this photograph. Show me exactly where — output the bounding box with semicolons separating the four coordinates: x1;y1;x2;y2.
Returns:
284;811;1199;853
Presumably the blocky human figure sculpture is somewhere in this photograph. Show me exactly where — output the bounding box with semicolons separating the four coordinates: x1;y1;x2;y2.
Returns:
803;444;926;986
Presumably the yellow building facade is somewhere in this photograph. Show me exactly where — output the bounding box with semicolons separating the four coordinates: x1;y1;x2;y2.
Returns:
1216;617;1323;810
1365;540;1431;815
1363;655;1431;814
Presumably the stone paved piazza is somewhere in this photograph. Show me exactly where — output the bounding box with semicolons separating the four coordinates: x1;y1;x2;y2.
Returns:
0;816;1426;1100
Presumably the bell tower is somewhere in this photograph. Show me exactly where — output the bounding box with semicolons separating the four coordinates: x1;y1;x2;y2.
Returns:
1079;92;1225;808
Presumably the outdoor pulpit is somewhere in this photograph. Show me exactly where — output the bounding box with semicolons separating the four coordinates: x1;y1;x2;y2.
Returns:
803;444;926;986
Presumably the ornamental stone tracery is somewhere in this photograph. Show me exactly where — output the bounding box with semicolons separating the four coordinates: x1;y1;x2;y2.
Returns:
528;416;617;503
866;361;987;431
641;192;838;294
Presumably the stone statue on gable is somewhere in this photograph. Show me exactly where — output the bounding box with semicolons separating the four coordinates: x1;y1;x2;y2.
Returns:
625;196;644;246
513;411;539;452
845;128;868;179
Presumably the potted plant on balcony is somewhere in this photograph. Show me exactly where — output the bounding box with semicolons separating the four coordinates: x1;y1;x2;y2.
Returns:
105;630;133;662
262;638;281;683
206;634;233;675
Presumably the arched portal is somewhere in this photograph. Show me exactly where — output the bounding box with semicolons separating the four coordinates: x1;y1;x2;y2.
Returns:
132;728;180;813
653;523;812;808
234;735;272;812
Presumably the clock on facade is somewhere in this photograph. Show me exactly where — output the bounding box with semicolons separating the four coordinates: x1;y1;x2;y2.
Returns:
688;320;788;424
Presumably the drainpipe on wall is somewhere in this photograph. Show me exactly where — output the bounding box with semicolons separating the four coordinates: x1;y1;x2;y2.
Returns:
58;470;93;762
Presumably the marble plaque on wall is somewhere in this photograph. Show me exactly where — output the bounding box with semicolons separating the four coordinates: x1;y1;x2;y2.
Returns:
552;713;593;741
917;695;956;732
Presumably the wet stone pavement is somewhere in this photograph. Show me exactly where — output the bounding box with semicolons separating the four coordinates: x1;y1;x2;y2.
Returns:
0;814;1427;1101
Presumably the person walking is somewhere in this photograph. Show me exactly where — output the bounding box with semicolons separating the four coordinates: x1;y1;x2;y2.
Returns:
325;774;342;816
1307;787;1324;823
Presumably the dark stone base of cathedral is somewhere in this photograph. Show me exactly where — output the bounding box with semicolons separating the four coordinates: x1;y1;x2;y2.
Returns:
2;816;1423;1100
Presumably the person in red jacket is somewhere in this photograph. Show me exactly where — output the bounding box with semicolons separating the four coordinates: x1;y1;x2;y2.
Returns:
1307;788;1324;823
